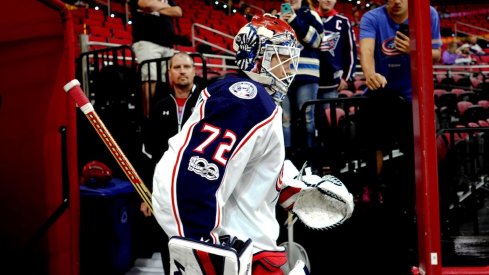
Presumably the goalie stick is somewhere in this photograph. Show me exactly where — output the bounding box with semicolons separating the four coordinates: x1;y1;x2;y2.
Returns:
64;79;153;211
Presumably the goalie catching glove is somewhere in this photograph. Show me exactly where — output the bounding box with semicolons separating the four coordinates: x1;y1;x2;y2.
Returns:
280;160;354;230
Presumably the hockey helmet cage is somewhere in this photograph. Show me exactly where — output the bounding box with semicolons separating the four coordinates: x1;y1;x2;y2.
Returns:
233;14;300;103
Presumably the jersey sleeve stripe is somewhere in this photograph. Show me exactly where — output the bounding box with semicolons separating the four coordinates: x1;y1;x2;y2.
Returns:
171;116;204;236
230;107;279;160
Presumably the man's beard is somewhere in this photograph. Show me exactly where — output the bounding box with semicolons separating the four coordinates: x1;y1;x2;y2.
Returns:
174;82;191;89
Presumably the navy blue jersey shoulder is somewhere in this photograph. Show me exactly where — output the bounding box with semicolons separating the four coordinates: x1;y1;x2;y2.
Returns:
205;74;277;132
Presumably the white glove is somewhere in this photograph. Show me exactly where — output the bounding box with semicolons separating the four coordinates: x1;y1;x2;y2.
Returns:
292;174;354;230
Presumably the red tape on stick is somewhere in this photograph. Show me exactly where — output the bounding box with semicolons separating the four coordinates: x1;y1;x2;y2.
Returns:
63;79;90;108
64;79;153;211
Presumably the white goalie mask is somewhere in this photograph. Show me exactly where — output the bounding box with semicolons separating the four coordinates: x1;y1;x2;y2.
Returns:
233;14;300;104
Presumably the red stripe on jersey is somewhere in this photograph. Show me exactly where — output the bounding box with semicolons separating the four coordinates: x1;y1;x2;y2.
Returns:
200;88;210;118
231;107;279;158
171;120;200;237
171;90;210;237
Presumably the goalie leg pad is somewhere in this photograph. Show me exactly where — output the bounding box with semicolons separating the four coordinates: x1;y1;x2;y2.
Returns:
168;236;253;275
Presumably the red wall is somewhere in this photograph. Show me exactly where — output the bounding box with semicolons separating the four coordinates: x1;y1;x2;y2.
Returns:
0;0;80;274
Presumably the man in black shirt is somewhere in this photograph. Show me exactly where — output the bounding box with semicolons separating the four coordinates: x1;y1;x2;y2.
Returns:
129;0;182;118
143;52;200;166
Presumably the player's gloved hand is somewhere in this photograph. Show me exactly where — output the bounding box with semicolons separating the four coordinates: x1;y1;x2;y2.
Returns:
293;173;354;230
281;160;354;230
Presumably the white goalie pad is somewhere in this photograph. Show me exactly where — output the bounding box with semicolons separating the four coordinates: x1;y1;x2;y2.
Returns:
168;236;253;275
293;174;354;230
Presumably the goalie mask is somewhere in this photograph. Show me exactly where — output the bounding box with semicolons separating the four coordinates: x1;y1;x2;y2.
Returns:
233;14;300;104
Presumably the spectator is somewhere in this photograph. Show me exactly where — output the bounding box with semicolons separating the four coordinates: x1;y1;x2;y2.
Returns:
316;0;357;102
359;0;441;272
352;5;362;26
129;0;182;118
143;52;201;166
140;52;200;275
458;35;485;56
231;3;251;34
238;2;253;22
268;7;279;17
291;4;356;271
359;0;441;102
280;0;324;156
442;41;472;65
283;6;356;273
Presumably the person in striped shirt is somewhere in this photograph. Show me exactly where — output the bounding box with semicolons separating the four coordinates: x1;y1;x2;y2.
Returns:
280;0;324;154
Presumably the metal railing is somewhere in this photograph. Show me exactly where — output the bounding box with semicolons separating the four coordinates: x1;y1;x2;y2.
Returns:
191;22;235;55
76;42;136;99
248;3;265;15
454;21;489;41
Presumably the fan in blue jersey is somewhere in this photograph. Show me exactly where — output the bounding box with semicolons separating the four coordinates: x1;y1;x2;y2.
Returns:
280;0;324;151
316;0;357;99
151;14;353;275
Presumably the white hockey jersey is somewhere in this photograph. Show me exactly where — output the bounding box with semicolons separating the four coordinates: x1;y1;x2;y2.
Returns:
152;73;286;253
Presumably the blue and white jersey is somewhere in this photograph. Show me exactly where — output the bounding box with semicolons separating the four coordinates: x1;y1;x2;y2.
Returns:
152;73;286;253
289;6;324;83
359;5;441;101
318;10;357;88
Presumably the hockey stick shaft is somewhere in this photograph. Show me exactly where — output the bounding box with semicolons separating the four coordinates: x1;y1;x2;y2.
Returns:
64;79;152;212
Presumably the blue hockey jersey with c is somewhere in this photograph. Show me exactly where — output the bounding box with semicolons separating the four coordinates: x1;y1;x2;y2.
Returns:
152;73;286;253
318;10;357;88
